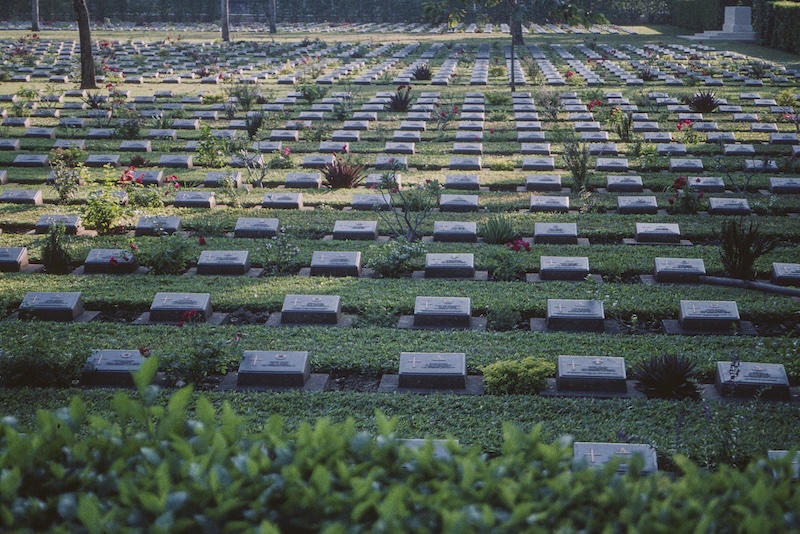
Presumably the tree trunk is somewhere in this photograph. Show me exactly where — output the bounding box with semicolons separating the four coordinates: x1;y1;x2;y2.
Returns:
221;0;230;42
73;0;97;90
31;0;40;32
508;0;524;46
268;0;277;34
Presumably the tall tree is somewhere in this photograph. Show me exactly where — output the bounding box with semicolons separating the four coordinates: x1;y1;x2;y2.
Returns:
221;0;230;41
31;0;40;32
268;0;277;34
73;0;97;89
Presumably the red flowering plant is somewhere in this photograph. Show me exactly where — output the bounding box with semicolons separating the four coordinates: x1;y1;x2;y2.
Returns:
161;331;244;388
675;119;700;144
433;101;459;131
666;175;705;214
506;239;531;252
779;112;800;134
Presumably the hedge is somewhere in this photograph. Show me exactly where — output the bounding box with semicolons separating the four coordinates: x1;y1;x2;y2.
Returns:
753;0;800;55
1;361;799;531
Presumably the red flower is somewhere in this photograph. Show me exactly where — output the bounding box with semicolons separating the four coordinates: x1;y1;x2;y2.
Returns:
109;256;118;266
673;176;687;189
198;236;206;245
138;347;152;357
697;191;704;198
129;243;137;251
565;71;574;78
174;182;180;189
177;321;184;327
668;198;675;205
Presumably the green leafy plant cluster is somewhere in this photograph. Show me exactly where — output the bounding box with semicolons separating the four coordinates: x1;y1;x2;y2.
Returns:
482;356;554;394
161;333;242;387
480;214;517;244
411;63;432;81
40;221;71;274
136;233;196;275
2;364;800;532
298;83;328;104
365;238;426;278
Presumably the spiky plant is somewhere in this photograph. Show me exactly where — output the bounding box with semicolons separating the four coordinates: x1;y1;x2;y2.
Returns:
480;214;517;244
716;218;779;280
321;152;367;189
411;64;432;81
686;91;721;113
633;354;700;400
386;85;413;112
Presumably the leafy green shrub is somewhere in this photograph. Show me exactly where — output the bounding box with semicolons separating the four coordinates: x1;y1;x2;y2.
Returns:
365;238;426;278
480;214;517;244
226;81;264;112
633;353;701;400
488;63;507;77
372;166;441;241
386;85;413;112
259;227;301;275
128;183;165;208
161;333;242;387
563;140;593;191
609;108;634;142
684;90;721;113
298;83;328;104
113;107;142;140
41;221;71;274
137;233;196;275
716;218;779;280
322;150;367;189
196;125;231;168
486;307;523;331
4;362;800;532
0;340;78;387
82;189;125;235
411;64;432;81
485;92;512;106
482;356;554;394
488;247;529;282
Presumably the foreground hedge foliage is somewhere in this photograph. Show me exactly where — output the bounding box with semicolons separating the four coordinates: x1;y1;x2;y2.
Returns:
1;359;799;532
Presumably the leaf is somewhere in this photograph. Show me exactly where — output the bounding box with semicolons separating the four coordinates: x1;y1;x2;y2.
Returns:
77;494;102;534
133;355;159;392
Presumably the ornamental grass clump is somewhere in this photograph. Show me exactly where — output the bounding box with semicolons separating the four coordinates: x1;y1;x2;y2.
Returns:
479;214;517;244
684;90;721;113
386;85;412;112
633;353;700;400
411;63;432;81
321;148;367;189
716;218;779;280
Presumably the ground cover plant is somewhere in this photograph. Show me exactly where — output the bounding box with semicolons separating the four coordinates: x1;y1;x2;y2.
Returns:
0;23;800;525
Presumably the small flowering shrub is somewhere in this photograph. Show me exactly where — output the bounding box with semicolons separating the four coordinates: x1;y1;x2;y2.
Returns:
608;108;633;142
137;233;195;275
161;332;243;387
386;85;413;112
433;102;459;131
489;247;529;282
676;119;700;144
563;140;593;191
322;148;367;189
41;221;71;275
48;148;89;204
298;83;328;105
260;227;301;275
667;176;705;214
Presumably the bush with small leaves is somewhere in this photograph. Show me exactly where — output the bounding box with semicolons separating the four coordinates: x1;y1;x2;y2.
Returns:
482;356;555;394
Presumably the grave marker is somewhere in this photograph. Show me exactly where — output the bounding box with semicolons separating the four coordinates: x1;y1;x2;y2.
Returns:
557;355;627;393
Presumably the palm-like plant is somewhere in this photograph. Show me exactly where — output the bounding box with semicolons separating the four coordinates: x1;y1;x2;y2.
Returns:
386;86;413;112
633;354;700;400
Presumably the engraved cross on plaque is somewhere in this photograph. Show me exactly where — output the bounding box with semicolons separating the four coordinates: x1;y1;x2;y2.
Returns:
585;449;599;463
407;356;421;368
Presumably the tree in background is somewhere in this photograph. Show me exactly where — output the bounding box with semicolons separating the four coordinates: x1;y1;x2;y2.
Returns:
423;0;607;45
73;0;97;89
31;0;39;31
221;0;230;41
268;0;277;34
